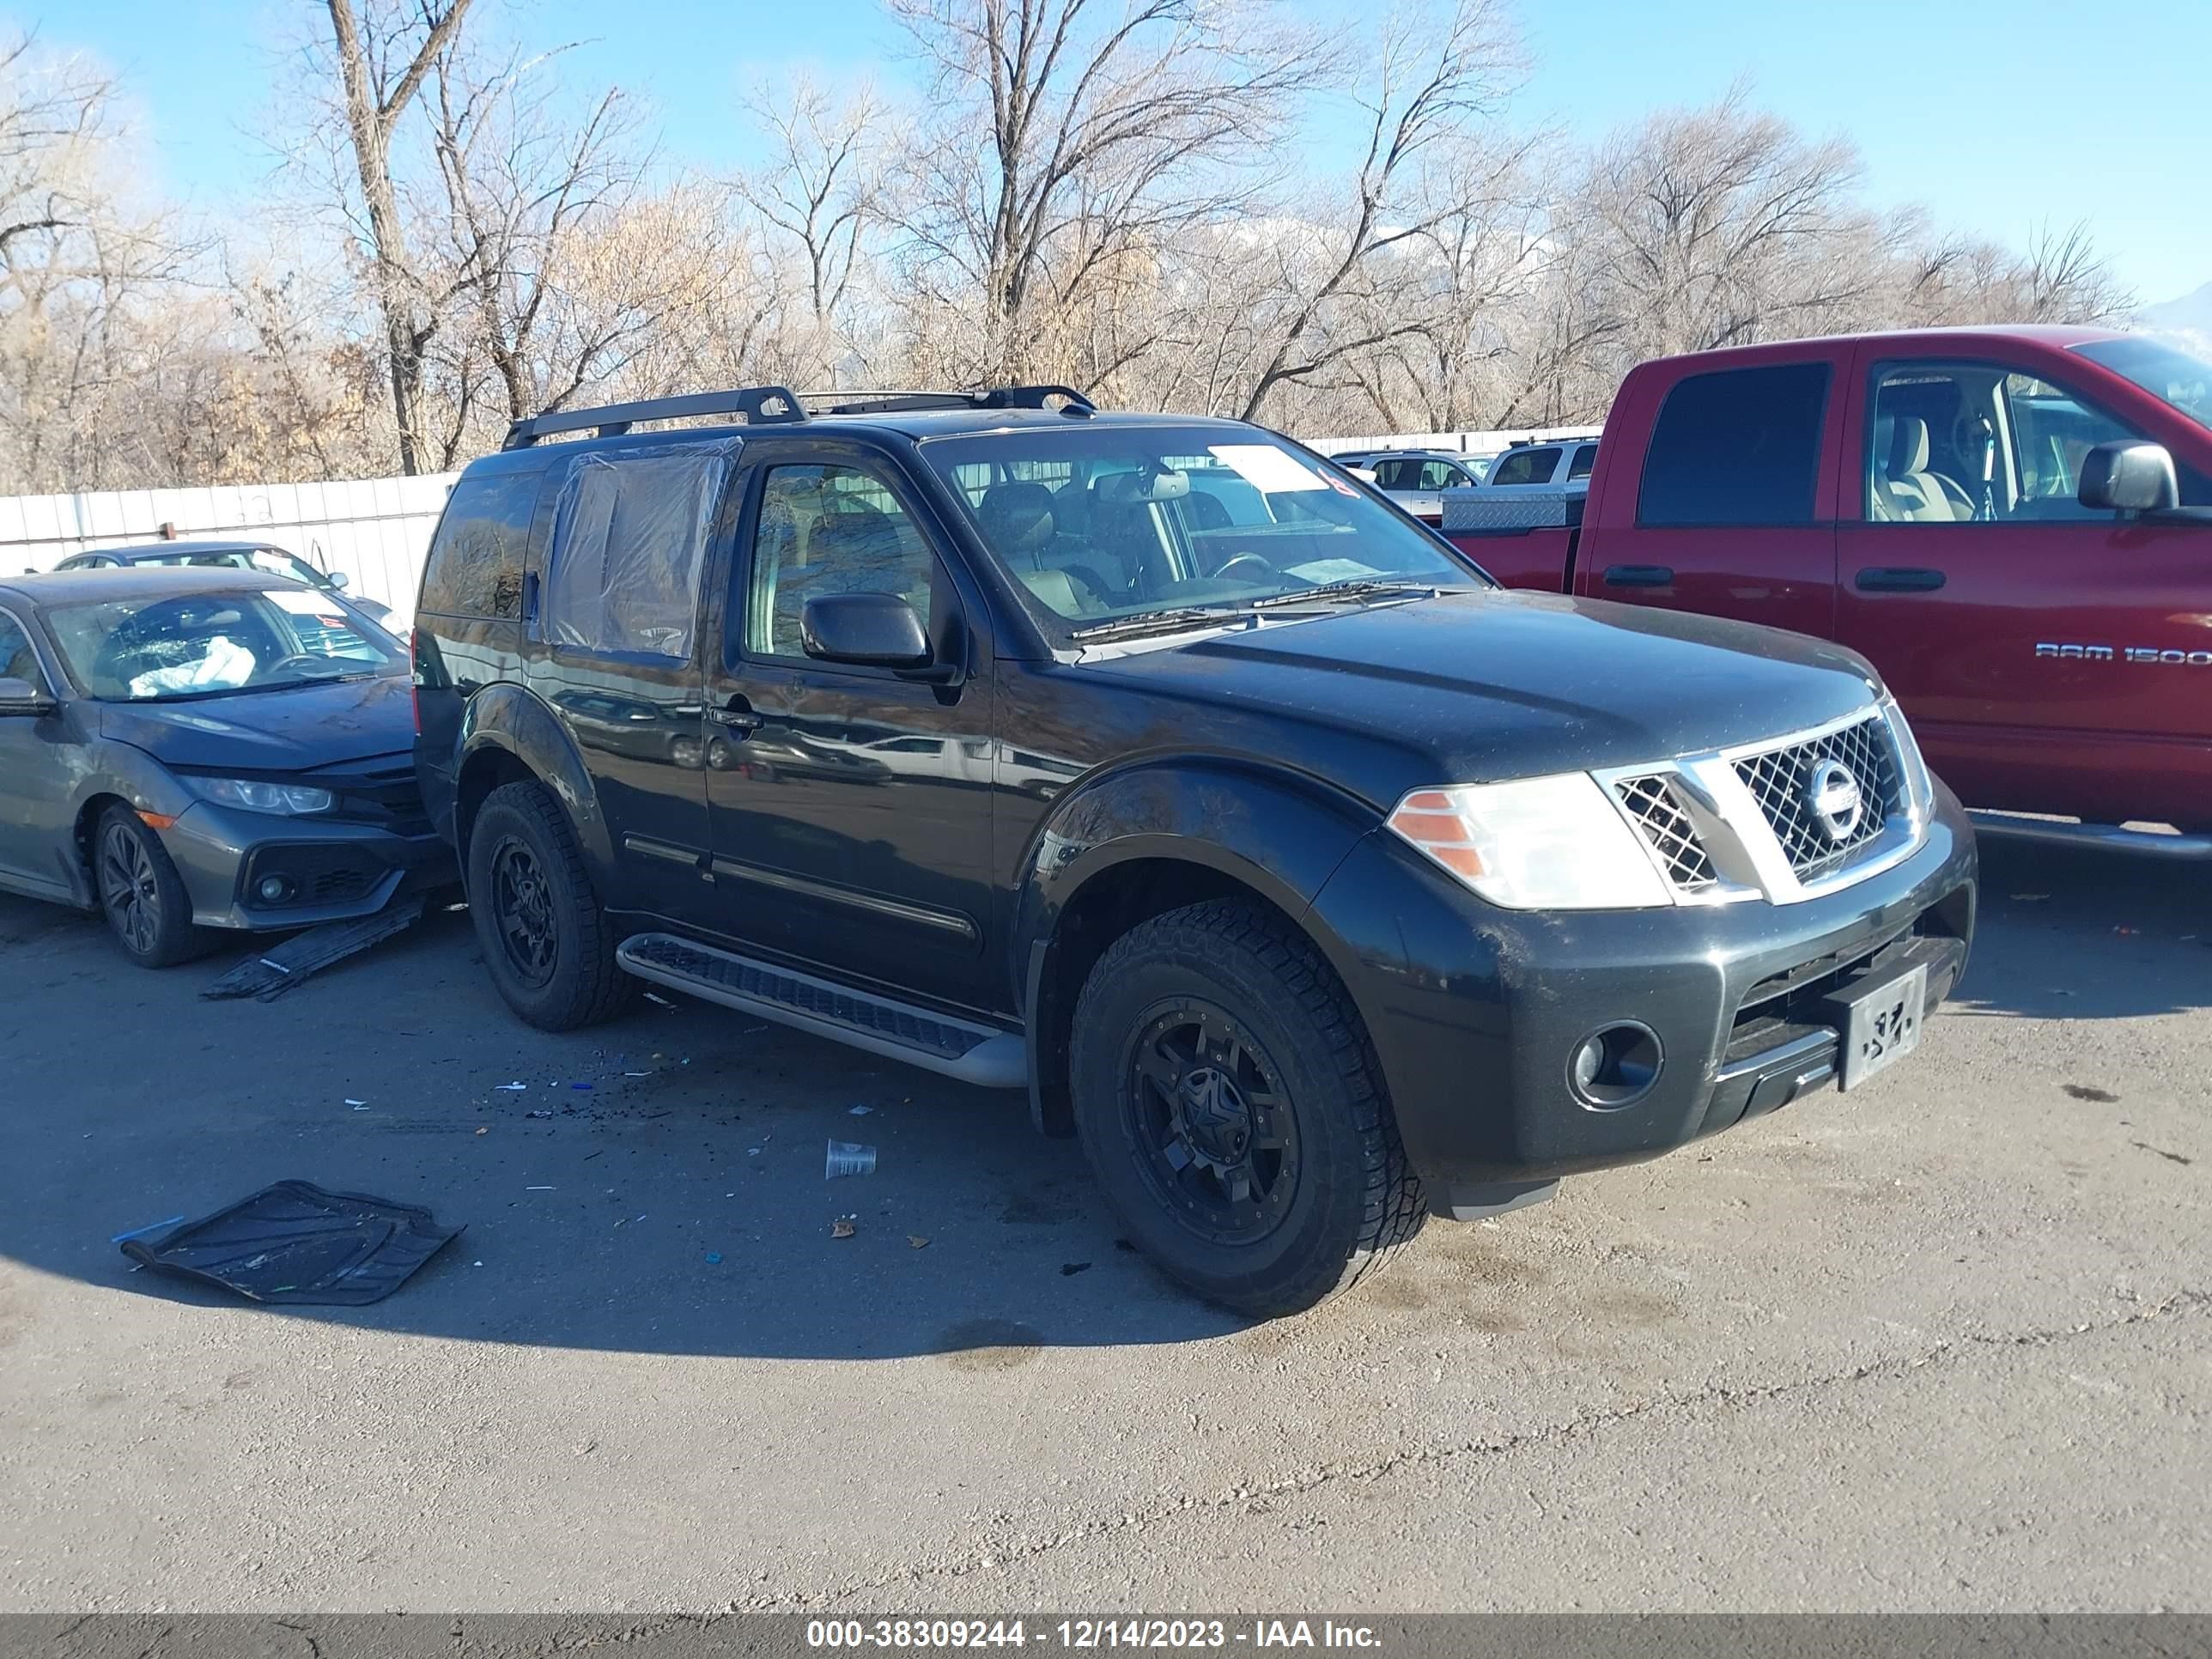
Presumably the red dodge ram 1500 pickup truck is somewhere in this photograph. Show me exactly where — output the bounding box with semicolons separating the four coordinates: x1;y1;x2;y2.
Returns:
1442;325;2212;855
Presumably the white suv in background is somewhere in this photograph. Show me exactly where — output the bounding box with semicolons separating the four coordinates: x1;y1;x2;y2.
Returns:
1482;438;1599;492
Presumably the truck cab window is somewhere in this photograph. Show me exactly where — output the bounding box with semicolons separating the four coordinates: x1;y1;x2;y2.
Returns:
745;464;938;659
1867;364;2170;525
1638;362;1830;526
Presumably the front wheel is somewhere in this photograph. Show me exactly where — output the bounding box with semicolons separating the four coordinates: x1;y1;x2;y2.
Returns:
1069;900;1424;1317
94;805;209;968
465;780;635;1030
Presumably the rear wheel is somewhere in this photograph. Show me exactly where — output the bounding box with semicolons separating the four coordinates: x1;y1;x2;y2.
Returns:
1069;899;1424;1316
465;780;635;1030
94;805;208;969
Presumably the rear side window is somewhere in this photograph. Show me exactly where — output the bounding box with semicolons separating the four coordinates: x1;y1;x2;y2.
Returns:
421;471;540;617
1487;446;1560;487
1638;363;1830;526
1567;442;1598;481
544;441;739;659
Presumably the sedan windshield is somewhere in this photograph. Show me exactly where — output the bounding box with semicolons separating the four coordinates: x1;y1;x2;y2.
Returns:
44;588;398;702
921;425;1486;638
2073;337;2212;431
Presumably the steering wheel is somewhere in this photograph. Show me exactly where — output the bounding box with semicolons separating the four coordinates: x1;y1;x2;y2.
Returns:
1207;553;1279;583
264;653;334;676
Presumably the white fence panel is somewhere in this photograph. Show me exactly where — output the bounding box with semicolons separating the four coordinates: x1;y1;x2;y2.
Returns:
0;471;462;612
1306;425;1603;458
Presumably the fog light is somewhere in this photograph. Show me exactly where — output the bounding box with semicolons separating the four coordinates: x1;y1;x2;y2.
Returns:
1567;1022;1662;1110
258;875;294;903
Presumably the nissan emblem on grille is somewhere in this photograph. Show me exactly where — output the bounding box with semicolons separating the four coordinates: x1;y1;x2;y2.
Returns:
1806;758;1864;842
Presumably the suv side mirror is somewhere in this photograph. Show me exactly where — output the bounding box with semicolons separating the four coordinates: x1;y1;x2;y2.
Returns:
327;569;350;590
800;592;933;670
2079;441;2179;514
0;676;57;715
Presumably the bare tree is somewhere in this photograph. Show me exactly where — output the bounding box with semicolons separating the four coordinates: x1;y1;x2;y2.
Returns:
319;0;476;473
889;0;1323;384
1233;0;1521;422
738;74;887;331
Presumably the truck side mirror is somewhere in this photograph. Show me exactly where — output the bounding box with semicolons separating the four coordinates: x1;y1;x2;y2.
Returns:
800;592;933;670
2078;441;2179;514
327;569;350;590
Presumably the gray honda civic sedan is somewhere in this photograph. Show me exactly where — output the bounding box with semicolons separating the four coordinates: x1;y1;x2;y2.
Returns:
0;568;453;966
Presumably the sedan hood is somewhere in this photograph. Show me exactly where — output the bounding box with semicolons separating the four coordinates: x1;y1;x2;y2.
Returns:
98;672;416;772
1083;589;1887;786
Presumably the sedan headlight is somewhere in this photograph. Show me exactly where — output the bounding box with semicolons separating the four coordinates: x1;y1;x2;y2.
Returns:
1385;774;1671;910
181;776;335;816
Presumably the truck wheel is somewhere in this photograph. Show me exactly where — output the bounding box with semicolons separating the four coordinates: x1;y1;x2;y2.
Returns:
466;780;635;1030
94;805;210;969
1069;899;1424;1316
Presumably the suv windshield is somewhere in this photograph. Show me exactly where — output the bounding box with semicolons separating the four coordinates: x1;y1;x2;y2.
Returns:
2073;337;2212;432
921;424;1485;637
44;587;398;702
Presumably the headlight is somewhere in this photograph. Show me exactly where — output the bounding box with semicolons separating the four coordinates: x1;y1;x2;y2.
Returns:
1385;774;1671;910
182;776;335;816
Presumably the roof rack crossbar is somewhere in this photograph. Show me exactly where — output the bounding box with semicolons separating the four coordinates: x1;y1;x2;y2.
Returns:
804;384;1097;417
501;386;806;449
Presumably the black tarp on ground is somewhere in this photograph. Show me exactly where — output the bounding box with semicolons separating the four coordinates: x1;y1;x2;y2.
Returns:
119;1180;462;1304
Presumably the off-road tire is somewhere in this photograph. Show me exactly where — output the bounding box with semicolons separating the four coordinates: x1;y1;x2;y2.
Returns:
466;779;635;1030
1069;899;1424;1316
93;804;211;969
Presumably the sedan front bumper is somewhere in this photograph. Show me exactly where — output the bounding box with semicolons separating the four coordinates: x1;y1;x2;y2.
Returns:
161;800;457;931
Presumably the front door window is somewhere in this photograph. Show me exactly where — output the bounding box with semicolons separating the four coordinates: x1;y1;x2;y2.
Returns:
745;465;938;660
1866;362;2156;526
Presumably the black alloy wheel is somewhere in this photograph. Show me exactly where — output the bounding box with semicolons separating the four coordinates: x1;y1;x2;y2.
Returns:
1125;1001;1300;1246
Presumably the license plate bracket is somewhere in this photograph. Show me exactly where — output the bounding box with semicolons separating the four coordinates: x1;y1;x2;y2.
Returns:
1823;960;1929;1090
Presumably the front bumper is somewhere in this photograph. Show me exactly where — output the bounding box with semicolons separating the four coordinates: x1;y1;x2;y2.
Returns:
1310;788;1978;1210
161;801;458;931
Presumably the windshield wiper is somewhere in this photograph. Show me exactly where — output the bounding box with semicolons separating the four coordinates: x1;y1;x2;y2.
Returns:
1068;606;1255;643
134;672;380;703
1251;578;1441;610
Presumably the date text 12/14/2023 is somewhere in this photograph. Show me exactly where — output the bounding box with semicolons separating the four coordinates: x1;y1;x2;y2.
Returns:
805;1620;1385;1650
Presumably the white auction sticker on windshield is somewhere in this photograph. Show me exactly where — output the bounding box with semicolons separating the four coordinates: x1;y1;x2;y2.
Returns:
1208;445;1328;493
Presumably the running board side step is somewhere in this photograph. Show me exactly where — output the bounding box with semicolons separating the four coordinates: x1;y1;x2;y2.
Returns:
615;933;1027;1088
1966;811;2212;861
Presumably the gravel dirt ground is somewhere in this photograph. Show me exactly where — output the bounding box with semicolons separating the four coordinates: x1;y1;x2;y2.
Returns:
0;839;2205;1613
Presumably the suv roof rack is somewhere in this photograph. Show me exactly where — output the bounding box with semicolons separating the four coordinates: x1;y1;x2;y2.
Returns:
502;386;805;448
501;382;1097;448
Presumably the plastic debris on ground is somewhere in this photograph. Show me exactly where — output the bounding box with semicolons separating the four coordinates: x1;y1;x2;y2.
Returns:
1060;1261;1091;1277
643;991;678;1008
848;1104;873;1115
705;1252;722;1265
908;1235;930;1249
830;1216;856;1239
110;1214;186;1245
496;1082;529;1091
118;1181;461;1305
201;897;425;1001
824;1141;878;1179
526;1109;552;1119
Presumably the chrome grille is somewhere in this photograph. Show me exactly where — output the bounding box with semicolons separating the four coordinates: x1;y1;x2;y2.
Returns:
1730;714;1904;882
1613;775;1719;891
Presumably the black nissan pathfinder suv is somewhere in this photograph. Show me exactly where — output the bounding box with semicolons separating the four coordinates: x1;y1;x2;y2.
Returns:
413;384;1977;1316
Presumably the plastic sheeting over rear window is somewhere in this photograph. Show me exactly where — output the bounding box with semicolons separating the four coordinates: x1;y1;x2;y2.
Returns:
544;440;739;658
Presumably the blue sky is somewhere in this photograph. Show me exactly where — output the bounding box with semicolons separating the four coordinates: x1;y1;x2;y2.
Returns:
36;0;2212;304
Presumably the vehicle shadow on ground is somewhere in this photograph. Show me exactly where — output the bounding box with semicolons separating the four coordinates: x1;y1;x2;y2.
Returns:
1948;839;2212;1021
0;896;1245;1361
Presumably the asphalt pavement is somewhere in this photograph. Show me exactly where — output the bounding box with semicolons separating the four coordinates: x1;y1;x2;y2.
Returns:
0;839;2205;1613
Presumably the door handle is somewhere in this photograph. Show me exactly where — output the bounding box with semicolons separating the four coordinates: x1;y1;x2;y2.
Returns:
1854;567;1947;592
1602;564;1674;587
707;702;762;734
